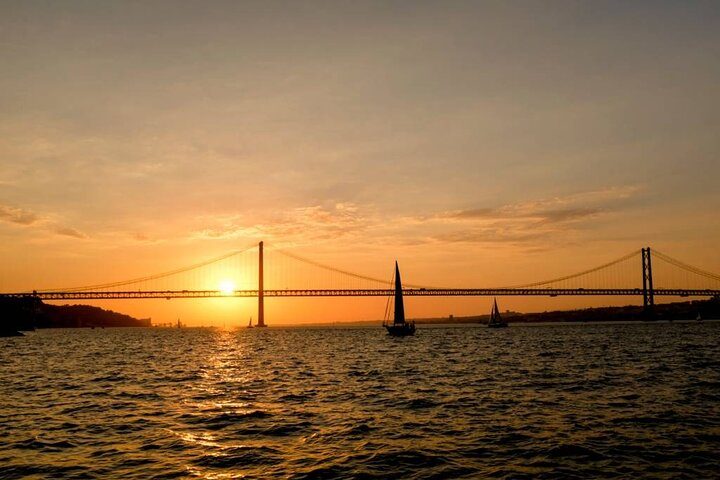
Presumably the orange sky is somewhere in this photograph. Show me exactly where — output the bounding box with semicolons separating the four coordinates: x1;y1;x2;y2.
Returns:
1;1;719;325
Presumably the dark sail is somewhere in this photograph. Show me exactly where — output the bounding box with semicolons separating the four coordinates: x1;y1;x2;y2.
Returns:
488;297;508;328
394;261;405;324
384;261;415;336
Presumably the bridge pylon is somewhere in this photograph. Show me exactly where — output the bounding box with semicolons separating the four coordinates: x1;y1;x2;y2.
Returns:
257;241;266;327
641;247;655;319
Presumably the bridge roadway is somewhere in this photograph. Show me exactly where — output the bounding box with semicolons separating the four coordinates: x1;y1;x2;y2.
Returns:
2;288;719;300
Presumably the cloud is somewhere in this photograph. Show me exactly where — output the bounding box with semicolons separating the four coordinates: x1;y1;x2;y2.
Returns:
192;202;372;244
53;226;87;239
0;203;87;239
435;228;546;244
187;186;642;250
429;185;642;245
446;206;602;224
444;186;640;223
451;208;494;219
536;208;601;224
0;204;39;225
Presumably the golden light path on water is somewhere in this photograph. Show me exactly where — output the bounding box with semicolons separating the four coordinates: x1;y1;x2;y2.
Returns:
1;322;719;478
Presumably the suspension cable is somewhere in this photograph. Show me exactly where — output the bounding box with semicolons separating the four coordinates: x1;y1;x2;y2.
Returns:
39;243;258;292
273;249;431;289
652;250;720;282
503;249;641;288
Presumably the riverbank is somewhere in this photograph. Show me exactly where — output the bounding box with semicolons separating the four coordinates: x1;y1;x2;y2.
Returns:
415;297;718;325
286;297;719;327
0;297;150;336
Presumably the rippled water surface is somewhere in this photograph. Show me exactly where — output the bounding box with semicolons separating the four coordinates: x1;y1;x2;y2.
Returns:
2;322;720;479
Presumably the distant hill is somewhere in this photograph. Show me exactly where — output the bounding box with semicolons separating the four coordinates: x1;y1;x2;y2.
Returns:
282;297;720;327
3;296;718;335
0;297;150;336
36;303;151;329
413;297;719;325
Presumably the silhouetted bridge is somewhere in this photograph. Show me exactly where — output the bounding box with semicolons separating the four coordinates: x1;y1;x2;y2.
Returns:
6;288;719;300
2;243;719;326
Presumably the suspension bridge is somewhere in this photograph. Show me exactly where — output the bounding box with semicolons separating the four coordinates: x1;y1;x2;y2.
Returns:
1;243;719;326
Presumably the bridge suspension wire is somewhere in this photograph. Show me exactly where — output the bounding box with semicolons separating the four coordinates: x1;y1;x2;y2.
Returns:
652;250;720;282
18;241;720;297
651;249;720;290
504;249;641;289
271;249;430;289
38;243;258;293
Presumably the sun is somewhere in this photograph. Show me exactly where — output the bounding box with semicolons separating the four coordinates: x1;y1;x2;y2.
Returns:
218;279;236;295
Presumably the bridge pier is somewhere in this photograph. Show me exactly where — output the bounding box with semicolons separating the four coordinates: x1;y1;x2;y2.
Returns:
257;241;266;327
642;247;655;319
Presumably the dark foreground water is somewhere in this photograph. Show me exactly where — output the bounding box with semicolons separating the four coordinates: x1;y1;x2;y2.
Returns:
1;322;719;479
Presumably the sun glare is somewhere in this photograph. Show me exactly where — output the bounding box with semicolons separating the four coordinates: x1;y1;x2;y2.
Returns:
219;280;236;295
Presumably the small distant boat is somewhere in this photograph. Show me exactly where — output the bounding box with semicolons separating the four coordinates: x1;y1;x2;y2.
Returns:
487;298;508;328
176;318;182;328
383;261;416;336
248;316;254;328
696;313;703;322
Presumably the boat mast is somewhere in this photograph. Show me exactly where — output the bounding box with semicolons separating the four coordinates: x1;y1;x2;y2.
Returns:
394;261;405;324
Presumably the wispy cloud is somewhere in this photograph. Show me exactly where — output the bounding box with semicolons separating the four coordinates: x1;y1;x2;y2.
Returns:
0;204;39;225
186;185;642;250
445;206;602;224
0;203;88;239
53;226;87;239
428;185;642;246
192;202;373;244
442;186;640;222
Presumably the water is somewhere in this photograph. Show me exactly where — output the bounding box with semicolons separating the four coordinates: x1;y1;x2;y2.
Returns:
1;322;719;479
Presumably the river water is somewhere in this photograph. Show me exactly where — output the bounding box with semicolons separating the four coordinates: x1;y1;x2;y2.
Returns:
1;322;719;479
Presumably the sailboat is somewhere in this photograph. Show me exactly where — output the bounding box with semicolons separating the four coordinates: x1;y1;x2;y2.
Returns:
383;261;416;336
248;316;254;328
487;298;508;328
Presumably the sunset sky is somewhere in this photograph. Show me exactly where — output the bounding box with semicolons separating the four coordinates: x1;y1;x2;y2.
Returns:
1;1;719;325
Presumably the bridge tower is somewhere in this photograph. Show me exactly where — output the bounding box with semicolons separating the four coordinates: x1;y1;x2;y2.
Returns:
257;241;266;327
641;247;655;318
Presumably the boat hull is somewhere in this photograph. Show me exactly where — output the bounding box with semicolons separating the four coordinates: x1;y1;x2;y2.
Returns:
385;323;416;336
487;323;508;328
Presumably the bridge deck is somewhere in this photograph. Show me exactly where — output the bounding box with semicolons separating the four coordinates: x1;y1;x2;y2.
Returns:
1;288;719;300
